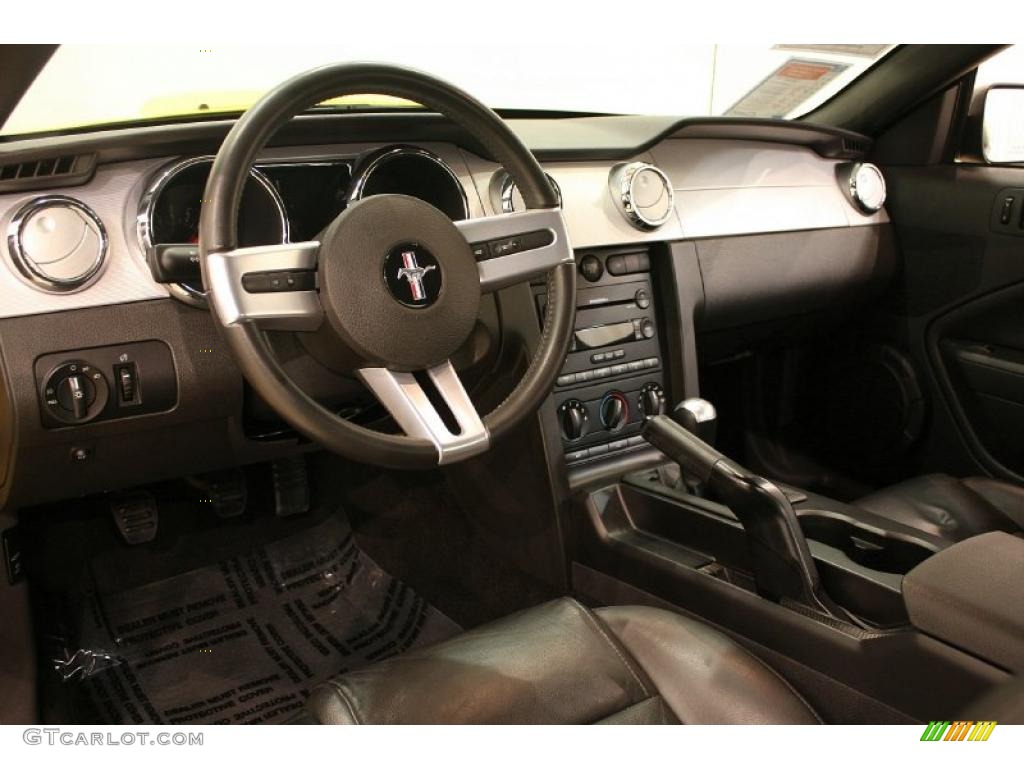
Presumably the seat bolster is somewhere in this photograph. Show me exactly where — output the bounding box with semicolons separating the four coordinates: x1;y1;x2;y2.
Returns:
856;474;1017;542
307;598;652;724
595;605;821;724
962;477;1024;531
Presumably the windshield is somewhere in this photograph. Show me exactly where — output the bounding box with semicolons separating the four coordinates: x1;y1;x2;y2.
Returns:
2;43;893;137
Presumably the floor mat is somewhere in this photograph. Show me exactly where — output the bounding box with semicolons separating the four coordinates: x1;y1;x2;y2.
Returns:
48;514;459;724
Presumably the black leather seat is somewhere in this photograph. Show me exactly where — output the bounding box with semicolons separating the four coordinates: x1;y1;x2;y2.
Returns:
305;598;820;724
856;474;1024;543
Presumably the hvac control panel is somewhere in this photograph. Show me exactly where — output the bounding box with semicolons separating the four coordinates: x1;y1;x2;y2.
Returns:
35;340;178;428
536;246;667;465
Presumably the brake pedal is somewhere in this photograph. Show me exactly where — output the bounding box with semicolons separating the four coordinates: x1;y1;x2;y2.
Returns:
272;456;310;517
111;492;159;545
189;469;248;519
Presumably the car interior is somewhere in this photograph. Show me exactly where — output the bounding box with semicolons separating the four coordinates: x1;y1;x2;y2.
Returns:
0;42;1022;726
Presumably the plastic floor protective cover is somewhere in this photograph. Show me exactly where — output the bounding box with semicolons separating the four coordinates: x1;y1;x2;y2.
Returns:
49;514;460;724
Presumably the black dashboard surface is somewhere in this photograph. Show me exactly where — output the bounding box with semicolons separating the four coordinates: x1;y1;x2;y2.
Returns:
0;113;870;171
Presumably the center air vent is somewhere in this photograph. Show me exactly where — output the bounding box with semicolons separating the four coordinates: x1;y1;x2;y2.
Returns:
608;162;675;230
7;195;108;292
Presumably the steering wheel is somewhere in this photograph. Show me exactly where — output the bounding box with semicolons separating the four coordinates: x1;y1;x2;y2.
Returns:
198;64;576;469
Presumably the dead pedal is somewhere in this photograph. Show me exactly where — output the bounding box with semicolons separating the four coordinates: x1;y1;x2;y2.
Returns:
189;469;248;519
272;456;310;517
111;492;159;545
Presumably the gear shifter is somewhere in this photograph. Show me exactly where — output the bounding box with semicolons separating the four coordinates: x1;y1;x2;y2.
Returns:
673;398;717;446
658;398;718;494
642;414;846;619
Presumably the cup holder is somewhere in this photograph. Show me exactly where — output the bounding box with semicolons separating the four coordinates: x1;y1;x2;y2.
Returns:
799;512;936;575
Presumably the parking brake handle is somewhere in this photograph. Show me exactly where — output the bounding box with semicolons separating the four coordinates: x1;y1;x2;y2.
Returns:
642;415;846;619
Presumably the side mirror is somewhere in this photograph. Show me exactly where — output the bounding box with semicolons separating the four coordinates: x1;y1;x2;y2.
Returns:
982;85;1024;163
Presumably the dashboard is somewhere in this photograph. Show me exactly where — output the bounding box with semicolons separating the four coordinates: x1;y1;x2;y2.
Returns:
0;113;894;508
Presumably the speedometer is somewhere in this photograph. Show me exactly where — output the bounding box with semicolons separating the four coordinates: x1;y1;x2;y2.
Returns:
138;156;289;305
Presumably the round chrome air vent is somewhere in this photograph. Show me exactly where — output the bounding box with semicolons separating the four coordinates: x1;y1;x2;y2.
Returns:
489;170;562;213
841;162;887;214
608;162;675;230
7;195;107;292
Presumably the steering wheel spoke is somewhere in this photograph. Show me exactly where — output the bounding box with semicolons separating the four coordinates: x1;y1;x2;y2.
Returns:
205;241;323;331
358;361;489;465
456;208;573;293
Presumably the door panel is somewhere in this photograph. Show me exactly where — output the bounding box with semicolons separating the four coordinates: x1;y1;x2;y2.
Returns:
883;164;1024;483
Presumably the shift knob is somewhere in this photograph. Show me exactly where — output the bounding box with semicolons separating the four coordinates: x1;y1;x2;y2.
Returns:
671;398;717;447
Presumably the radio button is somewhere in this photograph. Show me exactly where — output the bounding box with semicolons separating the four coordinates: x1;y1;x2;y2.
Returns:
579;255;603;282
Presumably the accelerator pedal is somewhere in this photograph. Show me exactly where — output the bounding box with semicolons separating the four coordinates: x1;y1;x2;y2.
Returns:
110;491;159;545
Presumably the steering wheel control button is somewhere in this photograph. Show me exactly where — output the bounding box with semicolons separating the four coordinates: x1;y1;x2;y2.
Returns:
42;360;110;425
242;269;316;293
470;230;555;262
579;254;604;282
384;242;443;308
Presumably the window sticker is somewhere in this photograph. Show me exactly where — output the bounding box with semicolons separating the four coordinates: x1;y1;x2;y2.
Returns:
725;58;849;118
774;44;889;58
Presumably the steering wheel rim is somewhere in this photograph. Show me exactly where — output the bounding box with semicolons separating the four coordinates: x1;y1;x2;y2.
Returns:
198;63;576;469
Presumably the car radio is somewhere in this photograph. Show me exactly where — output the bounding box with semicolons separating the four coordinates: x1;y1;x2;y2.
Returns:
536;245;667;464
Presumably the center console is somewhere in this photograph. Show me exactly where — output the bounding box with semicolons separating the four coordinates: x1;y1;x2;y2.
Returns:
537;245;668;466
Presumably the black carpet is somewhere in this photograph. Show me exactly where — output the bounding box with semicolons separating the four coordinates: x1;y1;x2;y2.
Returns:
48;514;459;724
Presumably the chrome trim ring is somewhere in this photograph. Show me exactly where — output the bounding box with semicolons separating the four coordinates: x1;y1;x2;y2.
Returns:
494;170;562;214
844;162;887;214
136;155;290;307
349;145;469;220
7;195;108;293
609;161;675;230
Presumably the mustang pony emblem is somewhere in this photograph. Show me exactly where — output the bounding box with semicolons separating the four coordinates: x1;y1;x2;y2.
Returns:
396;250;437;303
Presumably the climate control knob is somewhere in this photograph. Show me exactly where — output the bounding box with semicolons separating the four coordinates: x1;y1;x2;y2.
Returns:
558;399;589;441
639;383;666;418
599;391;630;432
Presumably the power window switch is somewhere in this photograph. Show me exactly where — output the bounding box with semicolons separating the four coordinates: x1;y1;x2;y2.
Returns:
114;363;139;405
1001;195;1015;225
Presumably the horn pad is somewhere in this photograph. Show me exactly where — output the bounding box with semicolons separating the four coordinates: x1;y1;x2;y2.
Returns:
317;194;481;371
